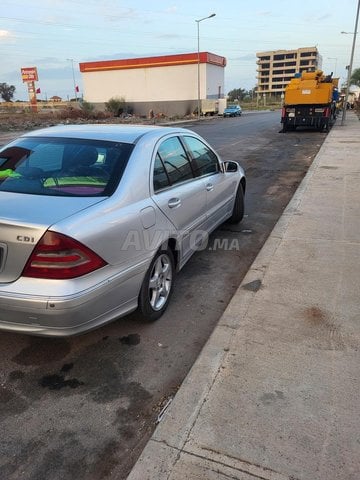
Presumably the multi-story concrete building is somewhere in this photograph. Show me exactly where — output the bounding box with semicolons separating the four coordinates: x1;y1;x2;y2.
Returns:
256;47;322;99
79;52;226;117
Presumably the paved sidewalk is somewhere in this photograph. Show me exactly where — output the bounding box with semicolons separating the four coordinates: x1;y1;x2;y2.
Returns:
128;112;360;480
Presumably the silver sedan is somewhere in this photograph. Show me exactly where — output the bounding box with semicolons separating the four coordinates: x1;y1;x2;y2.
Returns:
0;124;246;336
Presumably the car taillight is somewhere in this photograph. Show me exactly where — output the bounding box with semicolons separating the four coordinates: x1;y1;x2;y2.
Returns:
22;231;107;279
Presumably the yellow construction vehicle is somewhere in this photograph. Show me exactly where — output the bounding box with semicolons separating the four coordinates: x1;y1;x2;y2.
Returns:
281;70;339;132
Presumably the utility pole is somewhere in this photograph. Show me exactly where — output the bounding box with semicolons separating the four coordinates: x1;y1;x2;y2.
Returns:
341;0;360;125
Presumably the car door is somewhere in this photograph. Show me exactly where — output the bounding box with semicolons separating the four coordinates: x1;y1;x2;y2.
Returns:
182;135;237;231
151;136;208;262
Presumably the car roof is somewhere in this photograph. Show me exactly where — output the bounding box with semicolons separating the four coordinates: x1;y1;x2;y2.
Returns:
21;124;192;144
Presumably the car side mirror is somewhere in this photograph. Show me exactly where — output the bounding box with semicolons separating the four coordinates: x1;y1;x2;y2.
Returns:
223;161;238;173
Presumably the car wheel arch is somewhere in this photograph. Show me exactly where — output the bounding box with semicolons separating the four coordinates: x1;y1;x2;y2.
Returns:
164;237;180;271
240;177;246;194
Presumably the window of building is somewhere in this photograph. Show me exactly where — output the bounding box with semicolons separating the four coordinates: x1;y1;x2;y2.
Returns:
300;51;315;57
300;67;315;73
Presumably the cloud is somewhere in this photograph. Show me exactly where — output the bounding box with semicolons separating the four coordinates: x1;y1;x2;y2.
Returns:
41;15;72;24
302;12;332;23
229;54;255;61
5;66;70;82
316;14;331;21
165;6;178;14
103;8;137;22
33;57;65;66
83;52;138;62
157;34;183;39
0;30;13;39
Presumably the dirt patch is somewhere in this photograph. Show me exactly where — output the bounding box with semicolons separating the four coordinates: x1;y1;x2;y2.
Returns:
0;107;190;134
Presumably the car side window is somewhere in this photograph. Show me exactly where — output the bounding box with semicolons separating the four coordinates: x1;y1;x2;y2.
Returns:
157;137;193;186
153;153;171;191
183;136;219;177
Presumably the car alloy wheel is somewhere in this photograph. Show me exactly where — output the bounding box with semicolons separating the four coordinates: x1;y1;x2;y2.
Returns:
149;253;172;310
139;248;174;321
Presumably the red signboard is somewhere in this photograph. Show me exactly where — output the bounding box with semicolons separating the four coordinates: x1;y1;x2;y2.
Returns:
21;67;38;83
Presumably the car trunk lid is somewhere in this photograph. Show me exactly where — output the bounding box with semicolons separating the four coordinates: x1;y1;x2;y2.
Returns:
0;192;104;283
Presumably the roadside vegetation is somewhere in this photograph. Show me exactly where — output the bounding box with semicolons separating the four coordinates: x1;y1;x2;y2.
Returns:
105;96;131;116
0;83;16;102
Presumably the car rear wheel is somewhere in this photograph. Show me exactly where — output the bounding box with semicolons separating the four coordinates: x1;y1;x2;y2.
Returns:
227;184;244;224
139;248;174;321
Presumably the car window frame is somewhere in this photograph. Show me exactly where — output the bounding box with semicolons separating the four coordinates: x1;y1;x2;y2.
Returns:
152;135;196;194
153;152;172;192
180;135;221;179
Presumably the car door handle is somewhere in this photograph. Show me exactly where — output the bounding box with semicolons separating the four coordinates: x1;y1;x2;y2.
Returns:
168;198;181;208
206;183;214;191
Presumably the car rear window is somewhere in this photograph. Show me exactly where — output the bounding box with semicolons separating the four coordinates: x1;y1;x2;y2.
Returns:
0;137;134;196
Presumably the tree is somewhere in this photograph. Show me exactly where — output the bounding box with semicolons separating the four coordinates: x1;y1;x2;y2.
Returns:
227;88;247;102
0;83;16;102
350;68;360;87
227;87;258;103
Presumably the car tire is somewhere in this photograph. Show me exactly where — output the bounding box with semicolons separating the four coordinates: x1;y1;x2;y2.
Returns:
227;184;244;224
138;248;175;321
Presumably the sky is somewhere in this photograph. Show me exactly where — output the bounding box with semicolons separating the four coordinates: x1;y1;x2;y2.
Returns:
1;0;359;101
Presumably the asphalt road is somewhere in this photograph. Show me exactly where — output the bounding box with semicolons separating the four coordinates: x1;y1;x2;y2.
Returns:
0;111;328;480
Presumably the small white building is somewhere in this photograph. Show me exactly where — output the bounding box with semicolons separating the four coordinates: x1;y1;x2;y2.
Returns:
79;52;226;116
349;85;360;103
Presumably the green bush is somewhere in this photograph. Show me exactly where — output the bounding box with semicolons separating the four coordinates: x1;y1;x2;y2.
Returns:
79;100;95;118
105;96;126;116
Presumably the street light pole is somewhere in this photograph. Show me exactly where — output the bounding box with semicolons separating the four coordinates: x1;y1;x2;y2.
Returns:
341;0;360;125
195;13;215;121
67;58;78;101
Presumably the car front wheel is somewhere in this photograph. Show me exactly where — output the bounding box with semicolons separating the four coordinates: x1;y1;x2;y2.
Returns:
227;184;244;224
139;248;174;321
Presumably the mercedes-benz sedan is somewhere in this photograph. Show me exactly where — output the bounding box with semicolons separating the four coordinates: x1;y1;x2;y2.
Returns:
0;124;246;336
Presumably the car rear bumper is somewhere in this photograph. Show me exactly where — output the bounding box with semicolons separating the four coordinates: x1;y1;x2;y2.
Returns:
0;263;147;336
